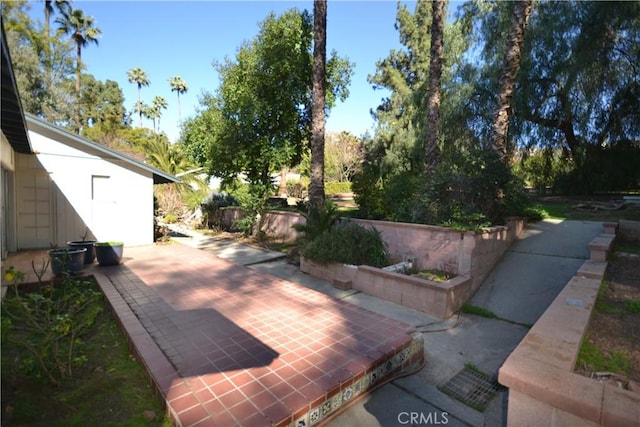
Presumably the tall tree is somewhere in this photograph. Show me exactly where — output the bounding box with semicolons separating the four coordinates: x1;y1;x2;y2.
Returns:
490;0;533;162
169;76;188;123
308;0;327;211
55;7;101;133
44;0;70;90
181;8;352;206
514;1;640;191
133;100;148;128
151;95;168;132
127;67;150;126
424;0;445;174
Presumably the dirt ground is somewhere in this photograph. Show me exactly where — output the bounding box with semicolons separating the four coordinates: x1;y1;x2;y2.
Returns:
576;249;640;386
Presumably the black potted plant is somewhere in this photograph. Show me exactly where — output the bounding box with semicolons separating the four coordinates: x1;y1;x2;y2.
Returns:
94;241;124;266
48;247;87;276
67;229;97;264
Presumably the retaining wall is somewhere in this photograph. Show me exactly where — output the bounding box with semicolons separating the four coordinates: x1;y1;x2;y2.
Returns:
300;257;472;320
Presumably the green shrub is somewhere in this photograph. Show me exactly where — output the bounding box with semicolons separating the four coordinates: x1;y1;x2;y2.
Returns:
301;221;389;267
325;181;352;196
1;272;103;385
292;202;339;244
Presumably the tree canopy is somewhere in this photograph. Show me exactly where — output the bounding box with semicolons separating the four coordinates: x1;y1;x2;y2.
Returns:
181;8;353;198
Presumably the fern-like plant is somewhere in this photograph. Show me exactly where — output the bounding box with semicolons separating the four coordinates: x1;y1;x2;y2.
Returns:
292;201;339;244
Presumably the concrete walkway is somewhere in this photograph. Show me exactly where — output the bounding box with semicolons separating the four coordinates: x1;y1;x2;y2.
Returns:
469;219;604;325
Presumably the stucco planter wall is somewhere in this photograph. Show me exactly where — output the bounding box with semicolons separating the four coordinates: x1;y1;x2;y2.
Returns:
352;217;524;294
301;257;471;319
299;256;357;287
226;209;524;303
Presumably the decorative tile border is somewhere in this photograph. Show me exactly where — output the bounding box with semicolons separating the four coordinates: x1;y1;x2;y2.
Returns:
292;332;424;427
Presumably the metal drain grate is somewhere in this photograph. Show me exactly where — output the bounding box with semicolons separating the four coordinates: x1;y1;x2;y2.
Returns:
439;366;500;412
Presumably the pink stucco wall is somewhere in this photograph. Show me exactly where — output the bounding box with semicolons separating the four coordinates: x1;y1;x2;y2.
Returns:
223;208;524;294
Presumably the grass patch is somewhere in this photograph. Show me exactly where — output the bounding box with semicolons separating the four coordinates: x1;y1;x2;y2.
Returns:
616;240;640;255
461;304;533;328
1;276;171;426
461;304;498;319
577;340;632;377
624;300;640;314
530;197;640;222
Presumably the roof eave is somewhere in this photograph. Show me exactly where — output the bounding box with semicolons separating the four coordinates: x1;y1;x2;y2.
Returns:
24;113;180;185
1;20;32;154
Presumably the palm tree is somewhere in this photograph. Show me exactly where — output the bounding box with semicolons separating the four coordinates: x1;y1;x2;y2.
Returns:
133;100;148;129
44;0;71;90
127;67;150;126
151;96;168;132
491;0;533;162
309;0;327;212
424;0;445;174
168;76;188;123
56;7;101;133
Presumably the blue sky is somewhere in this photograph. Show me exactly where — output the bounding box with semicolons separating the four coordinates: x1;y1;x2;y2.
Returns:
28;1;460;142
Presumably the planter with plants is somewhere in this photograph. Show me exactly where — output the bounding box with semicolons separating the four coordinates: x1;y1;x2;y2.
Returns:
94;242;124;266
48;247;87;276
298;216;390;290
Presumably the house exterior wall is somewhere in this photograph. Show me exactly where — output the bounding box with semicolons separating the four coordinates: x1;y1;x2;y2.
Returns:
1;132;17;257
1;132;15;171
22;130;155;247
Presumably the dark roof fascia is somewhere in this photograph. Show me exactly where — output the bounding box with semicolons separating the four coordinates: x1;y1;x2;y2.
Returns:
24;113;180;185
1;19;32;154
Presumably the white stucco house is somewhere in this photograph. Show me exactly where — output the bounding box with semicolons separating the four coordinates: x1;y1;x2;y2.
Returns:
1;22;178;261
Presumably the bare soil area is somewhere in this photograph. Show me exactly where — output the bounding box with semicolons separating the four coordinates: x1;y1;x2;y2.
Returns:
576;250;640;387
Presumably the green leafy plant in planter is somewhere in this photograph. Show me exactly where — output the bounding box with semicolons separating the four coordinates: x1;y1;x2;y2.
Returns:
301;220;389;267
94;242;124;266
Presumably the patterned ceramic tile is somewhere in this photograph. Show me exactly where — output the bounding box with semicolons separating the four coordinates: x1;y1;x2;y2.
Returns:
353;377;363;396
320;400;332;417
293;411;309;427
309;406;321;425
279;332;426;427
331;393;342;411
342;386;353;403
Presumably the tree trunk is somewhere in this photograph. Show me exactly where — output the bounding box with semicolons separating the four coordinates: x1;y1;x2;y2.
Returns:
278;168;288;196
491;0;533;162
138;86;143;127
75;42;81;134
44;2;51;94
424;0;445;174
309;0;327;212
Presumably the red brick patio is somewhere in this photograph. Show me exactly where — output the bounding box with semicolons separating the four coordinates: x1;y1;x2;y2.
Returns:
3;244;423;426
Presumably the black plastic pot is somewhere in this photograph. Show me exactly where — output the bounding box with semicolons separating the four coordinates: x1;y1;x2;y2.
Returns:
67;240;97;264
94;242;124;266
48;248;87;276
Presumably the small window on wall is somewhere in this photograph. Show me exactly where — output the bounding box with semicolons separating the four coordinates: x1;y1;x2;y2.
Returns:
92;175;114;202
